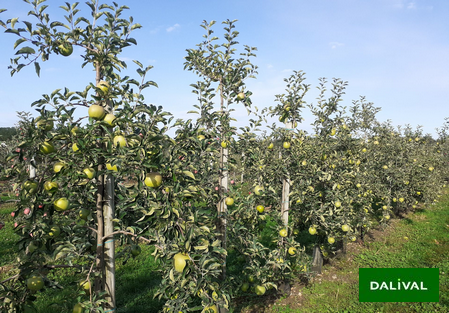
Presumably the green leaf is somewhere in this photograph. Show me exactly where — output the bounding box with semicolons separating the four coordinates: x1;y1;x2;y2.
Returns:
5;28;20;35
183;171;195;180
13;38;26;49
34;62;40;77
194;245;208;250
169;269;175;282
15;46;35;55
10;17;18;29
131;23;141;30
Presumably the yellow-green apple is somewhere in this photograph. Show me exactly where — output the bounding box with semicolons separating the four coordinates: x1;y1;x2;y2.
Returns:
83;168;95;179
54;197;69;212
103;113;116;126
173;253;189;273
225;197;234;206
49;225;60;237
106;163;118;171
73;303;83;313
53;162;65;173
254;185;264;195
79;208;90;220
39;141;55;154
255;285;266;296
144;172;162;188
58;42;73;56
236;92;245;100
97;80;109;94
26;275;44;291
131;245;141;256
88;104;105;120
113;135;127;147
44;181;58;192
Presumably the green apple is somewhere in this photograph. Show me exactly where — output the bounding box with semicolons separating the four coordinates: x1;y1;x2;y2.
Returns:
79;208;90;220
255;285;266;296
73;303;83;313
288;247;296;255
279;229;288;237
79;280;90;293
44;181;58;193
71;126;80;135
72;143;79;152
49;225;60;237
197;135;205;140
36;118;54;131
256;205;264;213
103;113;116;126
58;42;73;56
88;104;105;120
97;80;109;94
283;142;291;149
173;253;189;273
113;135;127;147
328;237;335;244
106;163;118;171
131;245;141;256
23;180;38;193
53;162;65;173
254;185;264;195
241;282;249;292
54;197;69;212
225;197;234;206
144;172;162;188
83;167;95;179
27;276;44;291
342;224;350;232
309;226;317;235
268;143;274;149
39;141;55;154
236;92;245;101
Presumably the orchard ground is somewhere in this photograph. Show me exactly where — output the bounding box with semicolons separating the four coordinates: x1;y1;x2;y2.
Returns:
1;184;448;312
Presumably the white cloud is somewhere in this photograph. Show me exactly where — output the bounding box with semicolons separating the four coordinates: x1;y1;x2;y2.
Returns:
329;41;344;49
267;64;273;69
407;2;417;9
166;24;180;33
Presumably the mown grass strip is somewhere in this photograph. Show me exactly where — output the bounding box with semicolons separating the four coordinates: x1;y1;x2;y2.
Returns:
269;194;449;313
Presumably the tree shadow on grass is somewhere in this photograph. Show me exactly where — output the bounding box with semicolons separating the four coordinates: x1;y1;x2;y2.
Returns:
115;248;164;313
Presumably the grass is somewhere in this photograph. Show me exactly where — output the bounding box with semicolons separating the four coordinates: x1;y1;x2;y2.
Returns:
1;191;449;312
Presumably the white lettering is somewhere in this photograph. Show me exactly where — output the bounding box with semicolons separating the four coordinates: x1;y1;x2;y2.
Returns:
389;282;397;290
402;282;411;290
420;282;427;290
370;281;379;290
380;282;388;290
410;282;419;290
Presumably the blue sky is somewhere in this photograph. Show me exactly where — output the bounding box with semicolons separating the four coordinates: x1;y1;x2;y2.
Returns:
0;0;448;138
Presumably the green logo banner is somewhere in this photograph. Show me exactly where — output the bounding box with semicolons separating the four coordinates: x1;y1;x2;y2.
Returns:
359;268;439;302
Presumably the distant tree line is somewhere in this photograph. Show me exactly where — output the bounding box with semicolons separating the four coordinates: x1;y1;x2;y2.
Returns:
0;127;17;141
